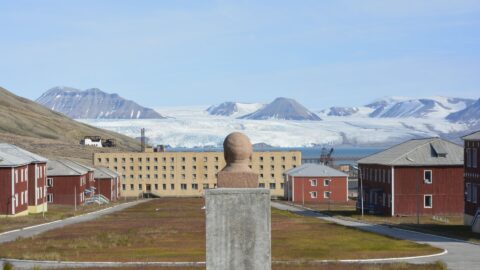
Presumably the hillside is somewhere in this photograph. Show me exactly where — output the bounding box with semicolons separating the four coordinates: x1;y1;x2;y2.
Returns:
206;102;264;117
0;87;141;164
36;86;166;119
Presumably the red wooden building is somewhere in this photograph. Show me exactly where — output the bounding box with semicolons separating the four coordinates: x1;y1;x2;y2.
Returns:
358;138;464;216
0;143;48;216
45;159;90;205
463;131;480;233
284;164;348;204
93;167;120;201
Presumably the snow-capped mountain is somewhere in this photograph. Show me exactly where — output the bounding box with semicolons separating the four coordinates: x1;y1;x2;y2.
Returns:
206;102;264;117
240;97;321;121
447;98;480;126
319;96;475;119
36;87;166;119
367;97;474;118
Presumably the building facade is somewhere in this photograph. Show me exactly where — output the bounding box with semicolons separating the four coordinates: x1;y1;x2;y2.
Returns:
94;149;301;197
358;138;464;216
94;167;120;201
0;143;48;217
284;163;349;204
463;131;480;233
46;160;89;205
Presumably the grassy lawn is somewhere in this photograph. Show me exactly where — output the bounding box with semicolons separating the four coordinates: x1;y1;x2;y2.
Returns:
0;199;137;233
302;201;480;244
0;198;439;262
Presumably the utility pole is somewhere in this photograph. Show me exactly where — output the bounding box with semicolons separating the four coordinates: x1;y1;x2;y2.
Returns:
416;168;420;225
302;179;305;207
74;186;77;213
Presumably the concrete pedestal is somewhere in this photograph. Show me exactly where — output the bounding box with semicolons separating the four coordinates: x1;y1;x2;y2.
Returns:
205;188;271;270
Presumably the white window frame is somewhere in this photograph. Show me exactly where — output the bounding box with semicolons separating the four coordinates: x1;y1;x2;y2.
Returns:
324;179;331;186
47;193;53;203
424;170;432;184
47;178;54;187
424;194;433;208
310;191;317;199
324;191;331;199
310;179;317;187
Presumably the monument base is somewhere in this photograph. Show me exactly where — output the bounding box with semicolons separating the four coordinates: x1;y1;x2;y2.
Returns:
205;188;271;270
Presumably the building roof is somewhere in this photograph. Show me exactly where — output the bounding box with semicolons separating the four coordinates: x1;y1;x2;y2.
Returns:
46;159;90;176
68;160;94;172
284;163;348;177
94;167;119;179
357;138;463;166
0;143;48;167
462;131;480;141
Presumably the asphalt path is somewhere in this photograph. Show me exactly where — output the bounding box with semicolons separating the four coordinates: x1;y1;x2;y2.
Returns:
271;202;480;270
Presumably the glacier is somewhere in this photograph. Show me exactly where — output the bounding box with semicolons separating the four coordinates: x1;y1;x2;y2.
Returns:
78;106;470;148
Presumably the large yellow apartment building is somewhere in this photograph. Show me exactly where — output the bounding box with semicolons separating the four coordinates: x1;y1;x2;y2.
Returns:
94;149;301;197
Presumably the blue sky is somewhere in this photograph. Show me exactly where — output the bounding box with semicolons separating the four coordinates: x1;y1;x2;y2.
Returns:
1;0;479;109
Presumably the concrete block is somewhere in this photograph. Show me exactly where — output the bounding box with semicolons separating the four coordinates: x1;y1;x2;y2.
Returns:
206;188;271;270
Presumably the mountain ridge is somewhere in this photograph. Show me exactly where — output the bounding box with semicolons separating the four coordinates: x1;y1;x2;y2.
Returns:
36;86;166;119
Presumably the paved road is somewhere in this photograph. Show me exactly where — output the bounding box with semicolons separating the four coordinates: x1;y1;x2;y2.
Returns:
272;202;480;270
0;200;147;244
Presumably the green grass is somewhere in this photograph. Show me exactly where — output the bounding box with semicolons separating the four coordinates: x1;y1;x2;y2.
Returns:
0;199;136;233
303;201;480;244
0;198;440;262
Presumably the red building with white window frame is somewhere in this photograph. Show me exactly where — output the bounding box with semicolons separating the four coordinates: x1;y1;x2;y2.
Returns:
358;138;464;216
0;143;48;216
45;160;89;206
94;167;120;201
463;131;480;233
284;163;349;204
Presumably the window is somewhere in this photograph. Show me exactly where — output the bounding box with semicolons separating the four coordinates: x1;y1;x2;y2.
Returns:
192;183;198;190
181;157;186;162
259;183;265;188
154;184;158;190
203;183;209;189
47;193;53;203
122;184;126;191
424;195;433;208
310;191;317;198
424;170;432;184
260;165;264;170
138;184;143;190
310;179;317;186
324;191;331;199
47;178;53;187
163;184;167;190
215;157;219;162
203;157;208;162
259;157;264;162
270;156;274;161
130;184;134;190
280;183;284;189
466;183;472;202
192;157;197;162
474;148;478;168
466;148;472;168
147;158;151;162
269;183;276;189
473;184;478;204
171;184;175;190
170;157;175;162
324;179;331;186
170;174;174;179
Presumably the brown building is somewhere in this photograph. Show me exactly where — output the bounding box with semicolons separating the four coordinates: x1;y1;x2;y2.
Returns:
358;138;464;216
45;160;90;205
0;143;48;216
94;149;301;198
93;167;120;201
463;131;480;233
284;163;349;204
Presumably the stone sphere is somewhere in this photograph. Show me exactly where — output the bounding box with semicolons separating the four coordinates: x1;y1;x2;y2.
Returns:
223;132;253;163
